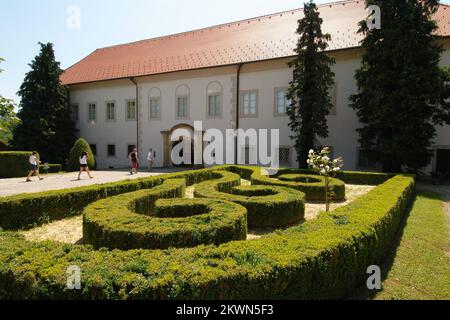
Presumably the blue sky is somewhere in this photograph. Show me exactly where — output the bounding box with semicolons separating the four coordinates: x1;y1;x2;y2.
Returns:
1;0;449;106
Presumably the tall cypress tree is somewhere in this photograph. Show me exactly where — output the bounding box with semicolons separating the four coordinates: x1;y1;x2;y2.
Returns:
13;43;76;164
350;0;450;173
287;0;335;168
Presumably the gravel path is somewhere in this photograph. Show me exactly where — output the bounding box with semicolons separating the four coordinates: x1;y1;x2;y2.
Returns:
0;170;184;197
21;180;375;244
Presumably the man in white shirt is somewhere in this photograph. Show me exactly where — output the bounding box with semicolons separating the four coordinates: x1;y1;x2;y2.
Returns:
147;148;155;172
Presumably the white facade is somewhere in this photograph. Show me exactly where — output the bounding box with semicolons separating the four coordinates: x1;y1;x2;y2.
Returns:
69;43;450;172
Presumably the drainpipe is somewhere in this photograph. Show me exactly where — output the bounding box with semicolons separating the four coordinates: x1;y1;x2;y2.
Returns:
129;78;139;152
235;63;243;164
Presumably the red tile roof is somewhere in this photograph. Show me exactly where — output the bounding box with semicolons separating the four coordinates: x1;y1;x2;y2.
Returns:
61;0;450;85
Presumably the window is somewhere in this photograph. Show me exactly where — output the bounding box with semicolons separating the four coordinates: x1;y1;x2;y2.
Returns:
330;82;337;115
149;98;161;119
208;94;221;117
358;149;378;170
177;96;189;118
107;144;116;157
206;81;223;118
70;104;79;121
90;144;97;156
275;88;289;115
127;145;136;157
106;101;116;121
88;103;97;122
126;100;136;121
279;147;291;166
241;91;258;117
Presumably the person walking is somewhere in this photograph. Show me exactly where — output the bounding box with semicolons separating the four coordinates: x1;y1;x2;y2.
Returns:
78;151;93;180
147;148;155;172
26;152;43;182
129;148;139;175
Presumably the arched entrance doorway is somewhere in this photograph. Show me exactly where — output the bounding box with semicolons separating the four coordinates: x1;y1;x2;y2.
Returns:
161;124;203;168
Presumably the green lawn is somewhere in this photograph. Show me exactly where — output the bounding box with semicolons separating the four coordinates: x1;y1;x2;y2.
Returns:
372;191;450;300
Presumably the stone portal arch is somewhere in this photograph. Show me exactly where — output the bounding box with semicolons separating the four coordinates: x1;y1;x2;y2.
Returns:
162;124;202;168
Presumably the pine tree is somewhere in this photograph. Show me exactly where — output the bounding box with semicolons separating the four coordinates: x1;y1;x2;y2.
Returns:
287;0;336;168
350;0;450;173
12;43;76;164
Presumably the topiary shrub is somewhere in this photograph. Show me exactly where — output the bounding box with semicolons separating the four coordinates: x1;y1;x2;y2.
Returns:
83;179;247;250
0;169;415;300
194;171;305;227
0;151;39;178
68;138;95;171
251;170;346;202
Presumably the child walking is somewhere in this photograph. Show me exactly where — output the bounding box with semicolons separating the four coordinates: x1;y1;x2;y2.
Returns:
26;152;43;182
78;151;94;180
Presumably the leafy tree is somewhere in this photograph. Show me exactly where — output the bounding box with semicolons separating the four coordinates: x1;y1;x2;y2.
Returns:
0;58;20;145
287;0;336;168
12;43;76;164
68;138;95;171
350;0;450;173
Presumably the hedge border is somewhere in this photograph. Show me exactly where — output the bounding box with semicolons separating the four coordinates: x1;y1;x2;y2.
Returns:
0;172;415;299
194;171;305;227
83;179;247;250
237;167;346;201
0;166;415;300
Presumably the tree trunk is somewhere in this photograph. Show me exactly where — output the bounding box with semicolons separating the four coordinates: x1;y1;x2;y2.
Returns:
325;176;330;212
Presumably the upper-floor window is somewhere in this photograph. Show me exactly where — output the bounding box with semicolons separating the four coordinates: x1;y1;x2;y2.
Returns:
175;84;190;119
88;103;97;122
177;96;189;118
149;87;162;120
150;98;161;119
70;103;79;122
207;81;223;118
106;101;116;121
241;90;258;117
275;88;289;115
126;100;136;121
208;95;221;117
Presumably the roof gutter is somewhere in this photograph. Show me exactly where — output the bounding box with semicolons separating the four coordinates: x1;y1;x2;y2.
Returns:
129;78;139;153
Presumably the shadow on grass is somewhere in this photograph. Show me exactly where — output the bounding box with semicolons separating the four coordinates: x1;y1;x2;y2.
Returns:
349;190;443;300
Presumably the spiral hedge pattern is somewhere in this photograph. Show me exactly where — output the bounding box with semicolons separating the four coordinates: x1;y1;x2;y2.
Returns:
83;179;248;250
0;166;415;300
194;171;305;227
251;169;346;201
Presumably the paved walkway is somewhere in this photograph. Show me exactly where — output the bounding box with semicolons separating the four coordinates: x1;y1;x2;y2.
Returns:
0;169;185;197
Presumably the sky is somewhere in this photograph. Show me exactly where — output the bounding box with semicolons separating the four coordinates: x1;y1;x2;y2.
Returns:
1;0;450;106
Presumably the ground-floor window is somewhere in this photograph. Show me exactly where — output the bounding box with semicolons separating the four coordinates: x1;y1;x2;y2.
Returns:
107;144;116;157
90;144;97;156
278;147;291;166
357;148;378;170
127;145;136;157
435;148;450;179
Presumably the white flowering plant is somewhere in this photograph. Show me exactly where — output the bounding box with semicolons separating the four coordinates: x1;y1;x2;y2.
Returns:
307;147;344;212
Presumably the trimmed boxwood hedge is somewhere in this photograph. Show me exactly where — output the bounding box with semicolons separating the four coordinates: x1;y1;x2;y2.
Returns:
0;168;415;299
84;179;247;250
0;151;39;178
194;171;305;227
249;169;346;201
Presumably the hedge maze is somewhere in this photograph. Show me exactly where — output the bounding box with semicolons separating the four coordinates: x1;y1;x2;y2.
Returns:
0;165;415;299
